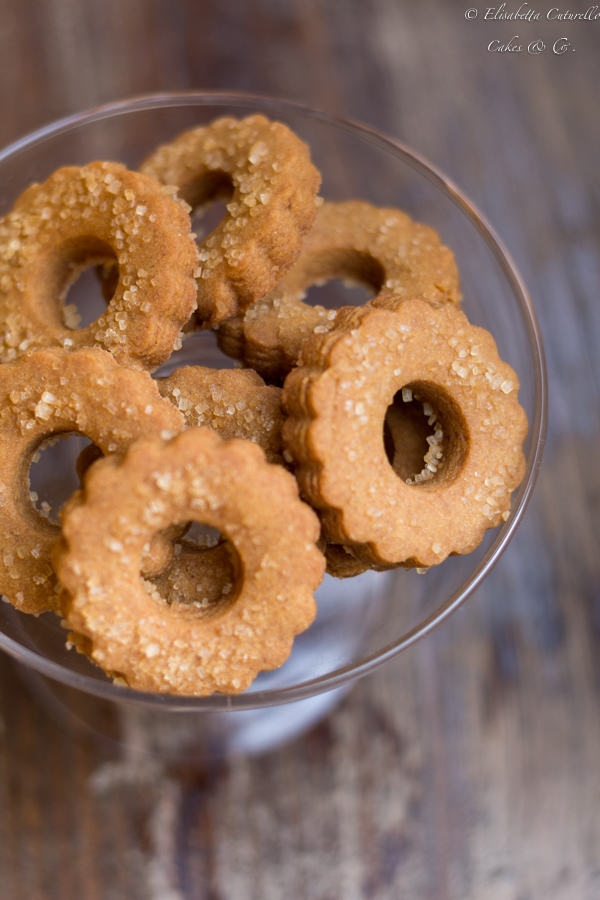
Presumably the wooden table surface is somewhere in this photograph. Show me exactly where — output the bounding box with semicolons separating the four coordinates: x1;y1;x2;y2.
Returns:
1;2;599;898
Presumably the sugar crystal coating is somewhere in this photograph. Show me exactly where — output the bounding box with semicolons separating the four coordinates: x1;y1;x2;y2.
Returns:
282;300;528;569
140;115;321;327
157;366;285;464
218;200;461;379
0;162;198;370
0;118;530;695
0;347;184;614
54;428;325;696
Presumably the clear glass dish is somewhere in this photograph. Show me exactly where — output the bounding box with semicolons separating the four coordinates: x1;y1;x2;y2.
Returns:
0;93;547;722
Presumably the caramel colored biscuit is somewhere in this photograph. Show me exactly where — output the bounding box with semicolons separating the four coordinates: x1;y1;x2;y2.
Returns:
0;347;184;614
140;115;321;327
217;200;460;379
157;366;285;464
0;162;198;370
282;301;527;569
55;428;325;696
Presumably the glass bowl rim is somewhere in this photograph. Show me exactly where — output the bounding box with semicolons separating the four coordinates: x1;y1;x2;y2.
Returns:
0;91;547;711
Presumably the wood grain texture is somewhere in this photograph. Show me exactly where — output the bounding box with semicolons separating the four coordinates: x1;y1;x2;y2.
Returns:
0;1;599;897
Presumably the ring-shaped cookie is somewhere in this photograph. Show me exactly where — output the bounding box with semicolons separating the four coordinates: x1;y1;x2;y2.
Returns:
0;347;184;614
217;200;460;380
140;115;321;328
0;162;198;370
282;300;528;569
157;366;285;464
54;428;325;695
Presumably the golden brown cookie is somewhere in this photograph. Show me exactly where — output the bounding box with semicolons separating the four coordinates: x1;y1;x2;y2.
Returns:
0;162;198;370
282;300;527;569
54;428;325;695
217;200;460;379
140;115;321;327
157;366;285;464
0;347;184;614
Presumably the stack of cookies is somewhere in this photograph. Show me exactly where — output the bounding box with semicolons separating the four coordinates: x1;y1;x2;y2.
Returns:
0;115;527;695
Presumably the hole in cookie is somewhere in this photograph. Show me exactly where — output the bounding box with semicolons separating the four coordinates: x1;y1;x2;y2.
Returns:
146;522;239;618
185;170;234;241
384;394;433;482
28;432;94;525
185;170;234;212
192;200;229;242
299;249;384;310
303;277;375;311
182;522;223;548
384;383;468;488
155;328;234;373
58;241;119;329
75;442;104;481
94;260;119;306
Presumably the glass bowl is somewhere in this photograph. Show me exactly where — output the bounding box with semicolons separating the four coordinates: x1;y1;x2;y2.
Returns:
0;93;546;731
